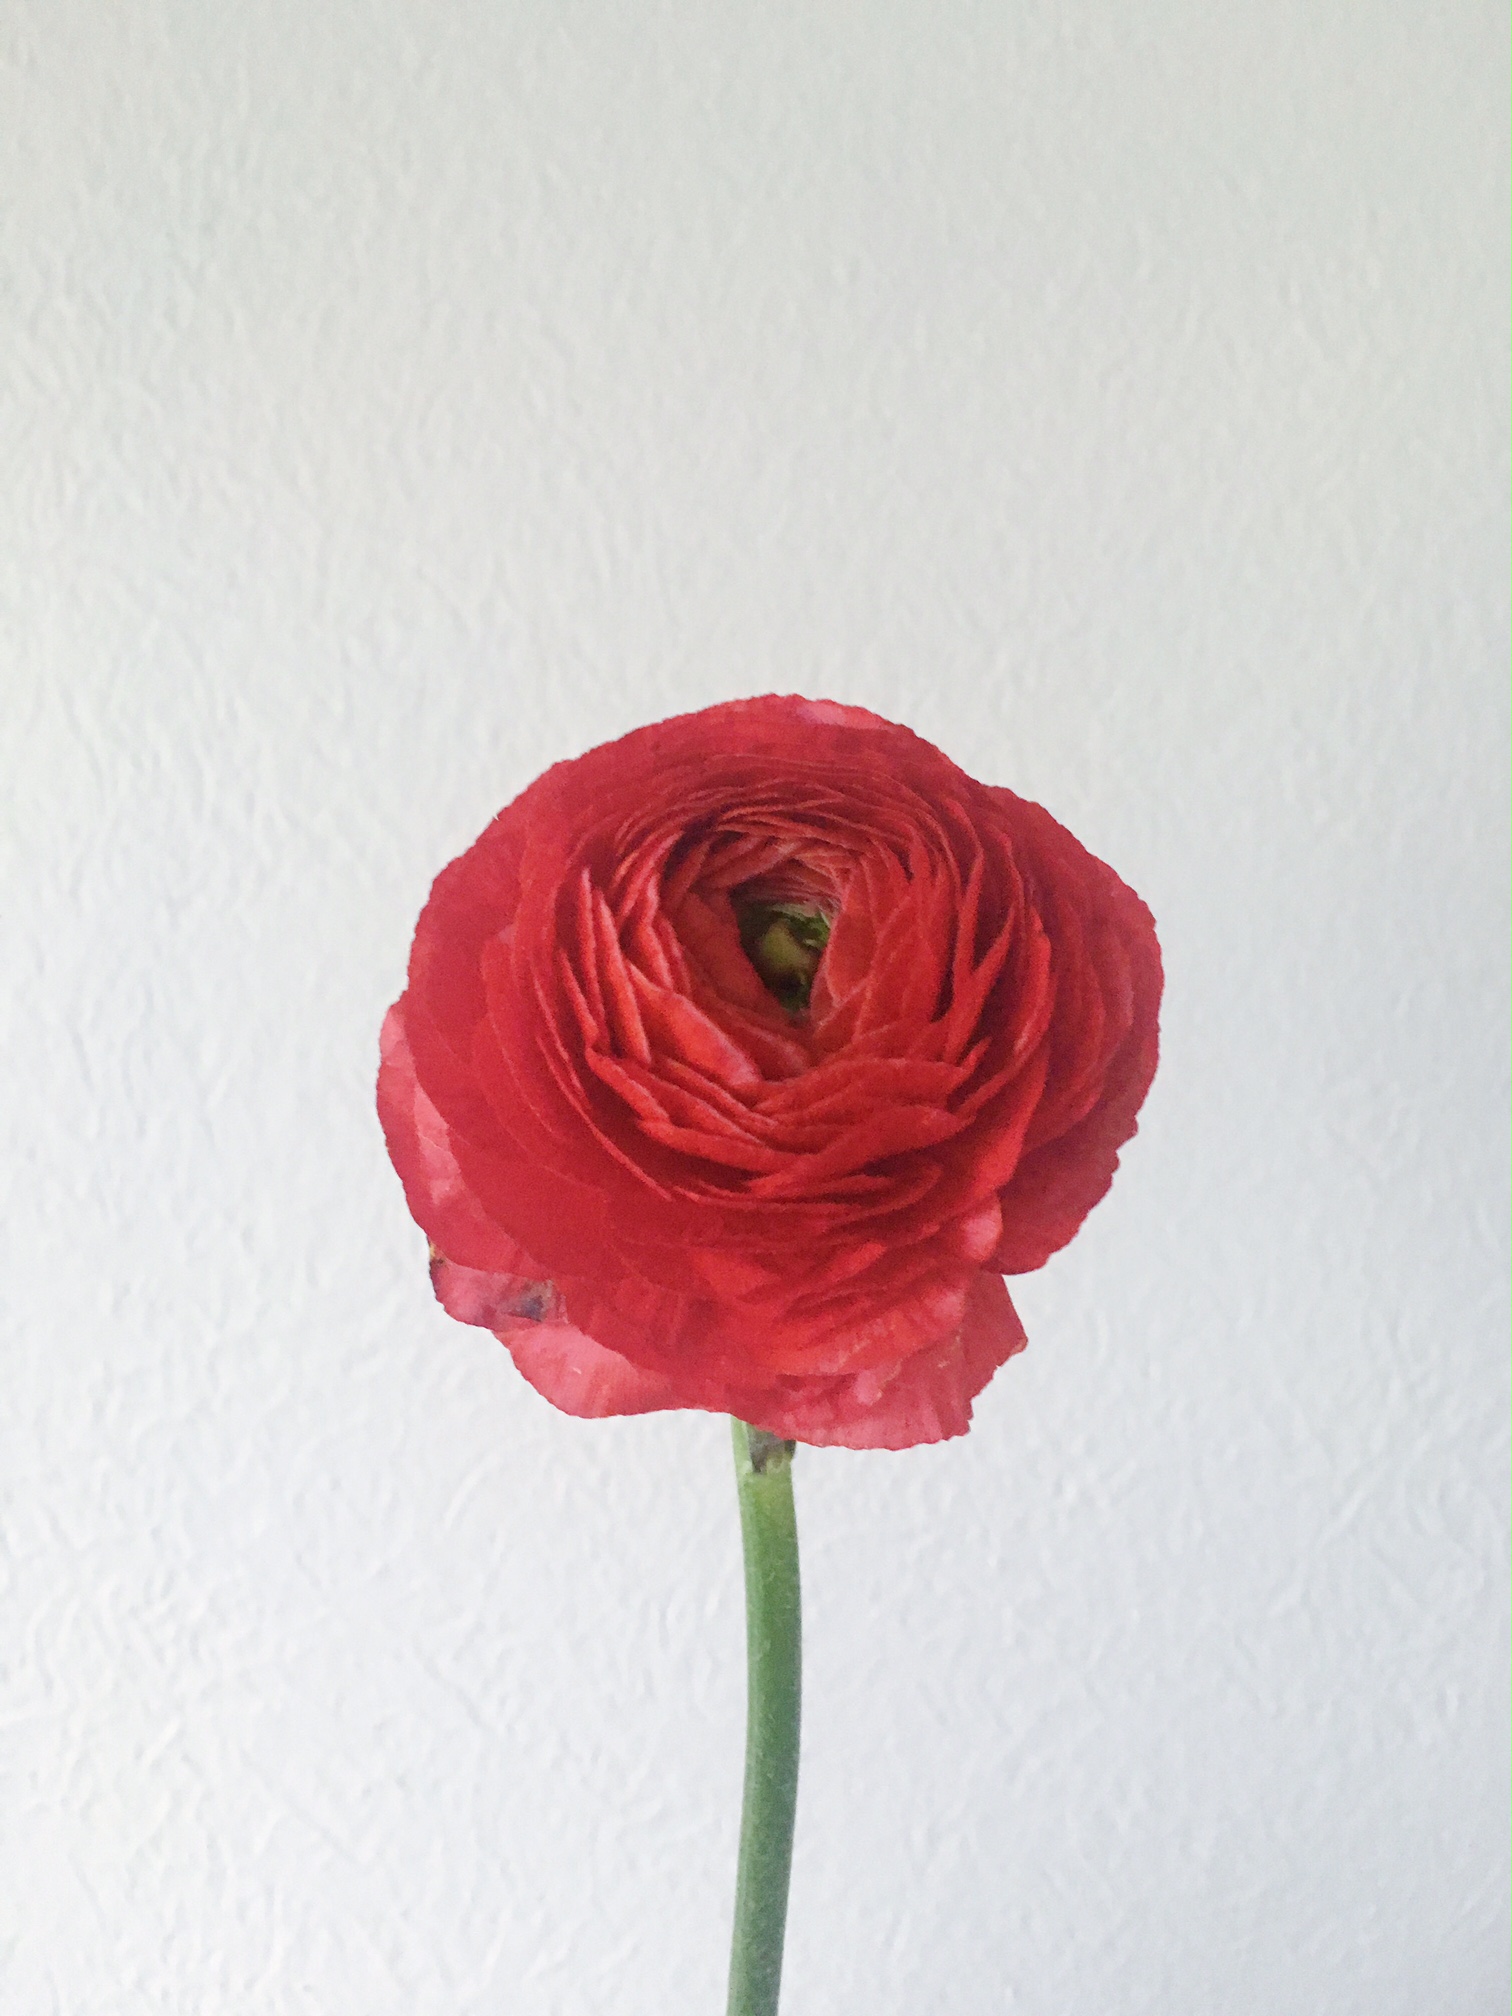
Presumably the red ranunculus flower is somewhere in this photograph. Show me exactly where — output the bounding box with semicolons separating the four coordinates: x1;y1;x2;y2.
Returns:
378;696;1161;1449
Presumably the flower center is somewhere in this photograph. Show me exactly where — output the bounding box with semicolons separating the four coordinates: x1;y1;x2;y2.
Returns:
736;901;831;1013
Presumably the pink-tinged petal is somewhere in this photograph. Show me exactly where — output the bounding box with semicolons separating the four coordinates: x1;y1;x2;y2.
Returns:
430;1256;564;1330
489;1265;1026;1449
553;1235;970;1388
502;1313;691;1419
946;1196;1004;1262
741;1273;1027;1449
377;1001;538;1274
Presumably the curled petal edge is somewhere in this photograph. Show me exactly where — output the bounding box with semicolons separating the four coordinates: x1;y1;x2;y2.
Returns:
435;1255;1025;1451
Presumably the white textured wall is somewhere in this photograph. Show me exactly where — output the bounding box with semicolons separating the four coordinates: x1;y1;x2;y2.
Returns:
3;5;1506;2011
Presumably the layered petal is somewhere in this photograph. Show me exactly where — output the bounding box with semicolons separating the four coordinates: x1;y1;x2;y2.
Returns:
378;696;1161;1447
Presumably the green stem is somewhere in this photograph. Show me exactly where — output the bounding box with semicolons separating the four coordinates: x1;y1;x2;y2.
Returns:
726;1419;802;2016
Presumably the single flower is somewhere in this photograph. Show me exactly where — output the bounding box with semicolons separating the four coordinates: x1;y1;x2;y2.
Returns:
378;695;1161;1449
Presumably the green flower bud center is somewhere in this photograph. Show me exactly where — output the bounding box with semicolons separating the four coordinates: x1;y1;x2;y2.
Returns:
736;902;832;1013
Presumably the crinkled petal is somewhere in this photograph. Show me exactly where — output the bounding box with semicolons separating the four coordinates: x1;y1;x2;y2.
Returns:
738;1272;1027;1449
378;697;1160;1449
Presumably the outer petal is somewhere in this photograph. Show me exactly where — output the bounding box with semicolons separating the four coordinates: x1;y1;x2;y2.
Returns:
501;1312;690;1420
428;1256;690;1418
430;1246;1025;1449
377;1000;534;1273
509;1267;1026;1448
989;825;1163;1273
743;1271;1027;1449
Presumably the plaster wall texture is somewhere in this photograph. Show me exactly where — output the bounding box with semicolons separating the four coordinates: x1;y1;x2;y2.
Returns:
2;4;1507;2012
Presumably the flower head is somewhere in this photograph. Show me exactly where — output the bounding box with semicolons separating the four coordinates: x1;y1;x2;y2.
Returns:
379;696;1161;1448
